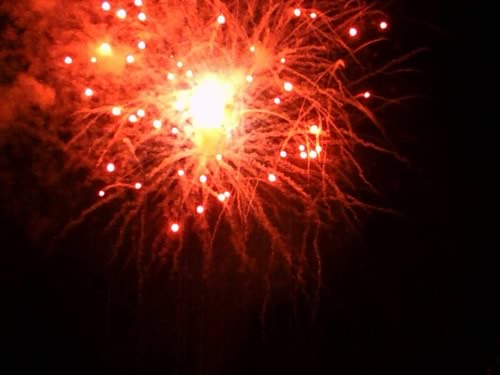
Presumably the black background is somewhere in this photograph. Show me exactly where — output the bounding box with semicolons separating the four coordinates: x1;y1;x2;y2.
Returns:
2;1;496;374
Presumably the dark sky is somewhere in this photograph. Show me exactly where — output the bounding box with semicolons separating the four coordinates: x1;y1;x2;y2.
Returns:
2;1;496;374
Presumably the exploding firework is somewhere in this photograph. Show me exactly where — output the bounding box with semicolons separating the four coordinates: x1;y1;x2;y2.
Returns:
37;0;396;286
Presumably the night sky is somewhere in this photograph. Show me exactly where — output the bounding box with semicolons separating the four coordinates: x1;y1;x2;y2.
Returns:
2;1;496;374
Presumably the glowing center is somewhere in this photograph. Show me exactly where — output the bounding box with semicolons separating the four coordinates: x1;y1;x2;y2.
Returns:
180;75;240;155
189;77;234;130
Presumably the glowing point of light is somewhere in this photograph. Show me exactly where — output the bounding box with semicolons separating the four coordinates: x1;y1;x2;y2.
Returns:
249;45;256;53
217;15;226;24
274;97;281;104
84;88;93;97
167;72;175;80
196;205;204;214
137;41;146;50
126;55;135;64
300;151;307;159
224;191;231;198
280;150;287;158
175;61;183;69
171;223;180;232
298;144;305;151
280;57;286;64
112;107;121;116
218;193;226;202
315;145;322;153
309;124;320;134
64;56;72;64
349;27;358;37
138;12;147;21
106;163;115;172
380;21;388;30
116;9;126;19
268;173;277;182
310;12;317;19
216;153;223;161
309;150;318;158
171;127;179;135
293;8;301;16
363;91;371;99
134;0;143;6
177;169;185;176
153;120;162;129
128;114;138;123
90;57;97;63
284;82;293;92
134;182;142;190
186;70;193;77
199;175;207;183
98;190;105;197
137;109;145;117
101;2;111;11
98;43;112;56
246;75;253;83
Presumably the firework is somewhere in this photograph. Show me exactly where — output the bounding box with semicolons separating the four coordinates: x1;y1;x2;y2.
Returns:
47;0;393;282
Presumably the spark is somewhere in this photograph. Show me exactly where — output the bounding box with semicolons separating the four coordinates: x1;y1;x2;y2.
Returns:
310;125;320;134
98;43;112;56
116;9;126;19
64;56;72;64
217;15;226;24
171;223;180;232
106;163;115;173
349;27;358;37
